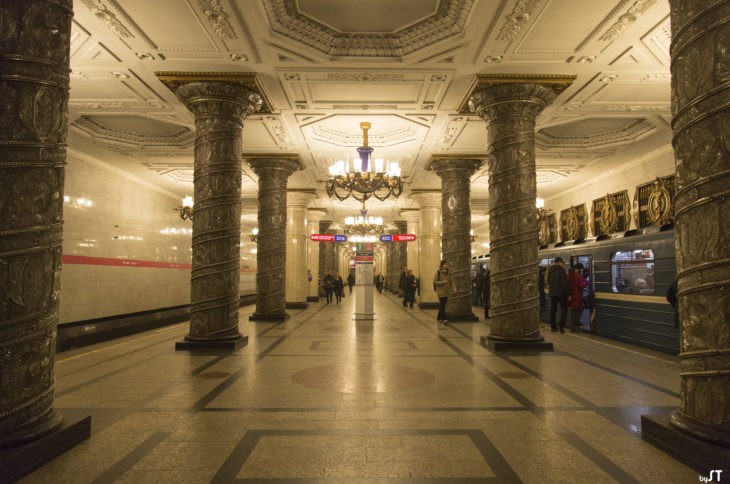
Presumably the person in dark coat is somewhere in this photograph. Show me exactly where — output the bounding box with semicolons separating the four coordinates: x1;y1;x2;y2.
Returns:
403;269;417;308
347;272;355;294
567;263;586;331
323;272;334;304
666;278;678;328
547;257;570;332
538;266;547;321
333;274;344;304
482;269;491;319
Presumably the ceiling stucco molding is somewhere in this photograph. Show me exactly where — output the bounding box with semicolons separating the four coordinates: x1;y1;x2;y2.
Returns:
199;0;237;40
599;0;657;42
310;124;420;148
72;116;195;148
261;0;474;57
536;119;656;150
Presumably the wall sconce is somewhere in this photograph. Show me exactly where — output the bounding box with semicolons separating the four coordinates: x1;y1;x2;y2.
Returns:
250;227;258;243
176;195;193;221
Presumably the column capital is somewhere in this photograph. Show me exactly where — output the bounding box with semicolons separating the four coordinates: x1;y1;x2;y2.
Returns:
306;208;328;223
399;208;420;223
246;155;302;178
410;190;442;208
156;71;273;113
457;74;576;116
287;189;318;207
428;155;485;179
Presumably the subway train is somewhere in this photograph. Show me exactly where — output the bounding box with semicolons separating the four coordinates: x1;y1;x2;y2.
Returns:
473;225;678;354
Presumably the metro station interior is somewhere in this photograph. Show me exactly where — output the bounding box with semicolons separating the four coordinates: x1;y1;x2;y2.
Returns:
1;0;729;482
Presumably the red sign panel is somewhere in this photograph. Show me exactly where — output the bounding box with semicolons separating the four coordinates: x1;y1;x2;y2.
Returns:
310;234;335;242
392;234;417;242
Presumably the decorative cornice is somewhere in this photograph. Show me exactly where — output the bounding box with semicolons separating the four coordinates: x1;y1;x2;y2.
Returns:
261;0;474;58
155;71;273;113
536;119;656;150
72;116;194;148
457;74;577;113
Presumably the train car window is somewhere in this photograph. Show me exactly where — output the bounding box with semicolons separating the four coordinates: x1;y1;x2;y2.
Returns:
539;257;553;267
611;250;655;295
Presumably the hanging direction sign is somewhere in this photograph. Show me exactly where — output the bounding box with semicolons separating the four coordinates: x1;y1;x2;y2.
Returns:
310;234;348;242
379;234;417;242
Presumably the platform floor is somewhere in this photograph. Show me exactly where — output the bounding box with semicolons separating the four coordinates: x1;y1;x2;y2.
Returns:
22;291;696;483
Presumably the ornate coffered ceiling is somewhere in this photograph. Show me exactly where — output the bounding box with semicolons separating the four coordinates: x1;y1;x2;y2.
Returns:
67;0;674;241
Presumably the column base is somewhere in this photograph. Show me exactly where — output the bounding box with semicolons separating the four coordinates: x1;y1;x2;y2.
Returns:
306;296;320;302
446;312;480;322
249;312;289;322
286;302;308;309
642;412;730;473
354;313;375;321
481;335;554;352
175;333;248;350
418;302;440;309
0;413;91;482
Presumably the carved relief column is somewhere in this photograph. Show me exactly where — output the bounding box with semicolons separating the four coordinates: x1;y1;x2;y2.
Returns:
0;0;91;459
159;72;269;349
640;0;730;468
247;156;302;321
285;190;316;309
411;190;442;308
306;208;327;302
429;156;483;321
464;75;574;349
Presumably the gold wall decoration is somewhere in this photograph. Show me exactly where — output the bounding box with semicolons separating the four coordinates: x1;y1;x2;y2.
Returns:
559;204;588;241
634;176;675;228
591;190;631;236
538;212;557;246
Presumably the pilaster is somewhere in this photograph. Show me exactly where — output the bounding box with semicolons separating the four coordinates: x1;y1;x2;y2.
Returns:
285;190;317;309
306;208;327;302
411;191;442;308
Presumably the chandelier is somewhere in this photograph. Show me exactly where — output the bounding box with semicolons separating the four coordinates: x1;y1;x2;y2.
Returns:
343;202;384;235
326;122;402;202
176;195;194;221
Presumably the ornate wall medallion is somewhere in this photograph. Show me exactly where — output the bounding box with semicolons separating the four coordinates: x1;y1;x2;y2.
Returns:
634;176;675;228
591;190;630;236
560;204;588;241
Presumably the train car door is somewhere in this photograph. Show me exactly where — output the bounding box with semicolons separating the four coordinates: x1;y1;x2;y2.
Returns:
570;255;594;332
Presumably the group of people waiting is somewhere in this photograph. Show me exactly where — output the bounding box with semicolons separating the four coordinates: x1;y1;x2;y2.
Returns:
546;257;586;333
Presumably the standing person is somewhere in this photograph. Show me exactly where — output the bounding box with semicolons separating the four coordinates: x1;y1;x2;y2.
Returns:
323;272;334;304
347;272;355;294
482;269;491;319
399;267;408;300
547;257;569;333
538;266;547;322
333;274;344;304
375;273;384;293
567;263;586;332
404;269;417;308
433;260;456;327
666;278;678;328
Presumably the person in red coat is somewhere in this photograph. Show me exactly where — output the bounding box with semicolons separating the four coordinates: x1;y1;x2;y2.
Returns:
567;263;586;332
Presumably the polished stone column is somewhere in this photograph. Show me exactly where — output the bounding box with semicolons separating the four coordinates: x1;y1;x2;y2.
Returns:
411;191;442;308
387;229;398;292
285;190;316;309
248;156;302;321
0;0;90;471
306;208;327;302
159;73;268;349
465;75;574;348
641;0;730;469
429;157;483;321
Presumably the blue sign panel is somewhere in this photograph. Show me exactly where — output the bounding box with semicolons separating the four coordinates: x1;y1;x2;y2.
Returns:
334;234;347;242
379;234;392;242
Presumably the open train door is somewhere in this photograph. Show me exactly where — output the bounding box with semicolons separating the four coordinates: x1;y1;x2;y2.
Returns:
570;254;595;333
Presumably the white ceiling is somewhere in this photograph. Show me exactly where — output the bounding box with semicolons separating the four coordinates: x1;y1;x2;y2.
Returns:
69;0;672;238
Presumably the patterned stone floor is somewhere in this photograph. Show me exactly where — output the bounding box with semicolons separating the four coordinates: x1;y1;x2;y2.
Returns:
22;291;698;483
